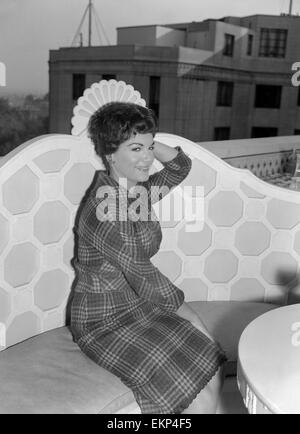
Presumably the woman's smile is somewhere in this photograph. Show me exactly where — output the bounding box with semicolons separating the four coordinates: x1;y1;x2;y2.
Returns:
109;132;155;188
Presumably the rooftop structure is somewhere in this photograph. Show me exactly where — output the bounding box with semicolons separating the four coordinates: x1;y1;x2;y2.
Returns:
49;14;300;148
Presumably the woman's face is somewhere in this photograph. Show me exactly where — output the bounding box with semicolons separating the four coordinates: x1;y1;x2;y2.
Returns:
109;133;155;189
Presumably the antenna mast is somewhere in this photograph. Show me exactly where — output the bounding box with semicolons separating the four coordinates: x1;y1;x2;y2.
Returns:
88;0;92;46
289;0;293;14
71;0;110;47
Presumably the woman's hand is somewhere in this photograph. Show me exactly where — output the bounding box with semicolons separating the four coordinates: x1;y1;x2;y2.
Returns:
176;302;215;342
152;141;178;163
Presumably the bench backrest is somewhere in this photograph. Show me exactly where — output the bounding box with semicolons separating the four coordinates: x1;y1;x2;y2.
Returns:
1;123;300;350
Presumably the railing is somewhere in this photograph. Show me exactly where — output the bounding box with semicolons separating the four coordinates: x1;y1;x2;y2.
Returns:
199;135;300;181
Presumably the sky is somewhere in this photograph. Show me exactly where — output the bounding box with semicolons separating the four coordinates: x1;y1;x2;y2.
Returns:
0;0;296;95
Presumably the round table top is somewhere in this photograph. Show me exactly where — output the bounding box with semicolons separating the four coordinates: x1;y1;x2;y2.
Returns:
238;304;300;414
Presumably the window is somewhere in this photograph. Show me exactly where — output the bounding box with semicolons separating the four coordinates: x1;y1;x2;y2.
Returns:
149;76;160;117
255;85;282;108
259;28;287;58
251;127;278;138
216;81;234;107
247;34;254;56
72;73;86;101
294;129;300;135
214;127;230;141
223;34;235;56
102;74;116;80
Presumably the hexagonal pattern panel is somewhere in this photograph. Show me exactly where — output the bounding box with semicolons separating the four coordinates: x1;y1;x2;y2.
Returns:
240;182;265;199
34;269;69;311
235;222;271;256
178;278;208;301
34;201;70;244
0;287;11;322
244;201;265;220
293;231;300;256
63;235;75;268
266;199;300;229
6;312;40;348
4;243;39;288
178;223;212;256
152;251;182;282
261;252;298;285
2;125;300;350
64;163;96;205
208;191;243;227
231;278;265;302
0;214;9;254
3;166;39;215
204;249;238;283
34;149;70;173
272;231;293;251
12;216;32;243
180;159;217;196
156;194;181;228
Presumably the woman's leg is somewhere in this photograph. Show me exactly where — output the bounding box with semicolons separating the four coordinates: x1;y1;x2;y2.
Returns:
182;367;224;414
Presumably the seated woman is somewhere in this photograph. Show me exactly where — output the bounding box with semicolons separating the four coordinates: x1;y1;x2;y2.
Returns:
70;101;226;414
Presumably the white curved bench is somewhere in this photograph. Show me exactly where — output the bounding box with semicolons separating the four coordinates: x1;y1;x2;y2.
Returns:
0;130;299;413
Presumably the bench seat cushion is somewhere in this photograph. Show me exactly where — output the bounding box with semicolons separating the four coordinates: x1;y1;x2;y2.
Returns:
189;301;278;361
0;301;278;414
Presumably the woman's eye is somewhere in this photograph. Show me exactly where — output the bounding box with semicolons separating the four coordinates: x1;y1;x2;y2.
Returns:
132;147;141;152
149;146;155;150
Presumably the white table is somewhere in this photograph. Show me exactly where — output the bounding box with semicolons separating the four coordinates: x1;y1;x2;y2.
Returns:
237;304;300;414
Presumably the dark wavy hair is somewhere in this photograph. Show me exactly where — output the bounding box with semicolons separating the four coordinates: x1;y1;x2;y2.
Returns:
88;102;158;172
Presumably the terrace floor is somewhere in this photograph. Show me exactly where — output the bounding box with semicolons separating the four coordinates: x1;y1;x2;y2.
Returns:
218;377;248;414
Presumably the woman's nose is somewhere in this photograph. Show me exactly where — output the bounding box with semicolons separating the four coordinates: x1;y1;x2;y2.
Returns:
142;150;154;163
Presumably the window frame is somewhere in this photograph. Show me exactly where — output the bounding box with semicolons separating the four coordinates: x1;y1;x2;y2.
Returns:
255;84;282;109
149;76;161;118
247;34;254;56
223;33;235;57
259;28;288;58
216;81;234;107
102;74;116;81
214;127;231;141
72;73;86;101
251;127;278;138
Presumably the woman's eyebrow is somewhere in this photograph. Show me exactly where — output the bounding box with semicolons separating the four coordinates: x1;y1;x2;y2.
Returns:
127;142;144;147
127;142;155;147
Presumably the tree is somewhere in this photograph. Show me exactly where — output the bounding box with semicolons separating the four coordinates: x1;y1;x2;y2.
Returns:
0;95;49;156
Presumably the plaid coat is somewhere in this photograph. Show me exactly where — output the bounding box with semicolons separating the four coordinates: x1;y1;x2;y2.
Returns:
71;147;226;414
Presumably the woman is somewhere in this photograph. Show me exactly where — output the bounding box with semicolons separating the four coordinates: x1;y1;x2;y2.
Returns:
70;101;226;414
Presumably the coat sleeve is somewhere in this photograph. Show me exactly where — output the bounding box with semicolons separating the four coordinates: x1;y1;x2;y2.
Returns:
140;146;192;204
78;197;185;313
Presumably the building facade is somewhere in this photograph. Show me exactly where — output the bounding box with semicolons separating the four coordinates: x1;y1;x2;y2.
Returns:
49;14;300;142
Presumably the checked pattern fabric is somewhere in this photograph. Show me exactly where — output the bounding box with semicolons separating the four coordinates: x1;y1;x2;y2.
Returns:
70;147;226;413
